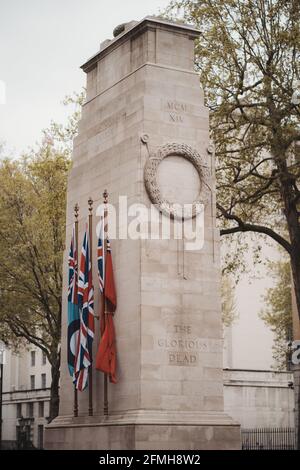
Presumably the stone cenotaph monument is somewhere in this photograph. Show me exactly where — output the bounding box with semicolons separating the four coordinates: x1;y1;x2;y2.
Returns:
45;17;241;450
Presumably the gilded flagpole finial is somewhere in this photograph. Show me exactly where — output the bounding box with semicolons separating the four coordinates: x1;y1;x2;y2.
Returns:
103;189;108;204
88;197;93;213
74;203;79;220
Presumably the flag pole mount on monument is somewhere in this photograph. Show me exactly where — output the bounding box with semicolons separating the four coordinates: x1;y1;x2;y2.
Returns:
88;196;94;417
103;189;109;417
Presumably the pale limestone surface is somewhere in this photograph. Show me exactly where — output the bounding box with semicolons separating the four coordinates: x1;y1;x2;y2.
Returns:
45;16;240;450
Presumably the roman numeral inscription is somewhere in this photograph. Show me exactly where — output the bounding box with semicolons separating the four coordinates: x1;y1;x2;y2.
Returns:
166;100;188;123
169;113;184;123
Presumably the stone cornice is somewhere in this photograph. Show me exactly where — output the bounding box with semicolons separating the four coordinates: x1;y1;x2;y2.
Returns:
81;16;201;73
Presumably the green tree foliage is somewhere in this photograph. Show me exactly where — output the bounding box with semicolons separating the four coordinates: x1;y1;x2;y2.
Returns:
260;259;293;369
0;151;69;421
0;92;84;421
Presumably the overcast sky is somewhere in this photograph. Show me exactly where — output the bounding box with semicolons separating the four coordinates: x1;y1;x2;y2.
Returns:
0;1;277;370
0;0;170;154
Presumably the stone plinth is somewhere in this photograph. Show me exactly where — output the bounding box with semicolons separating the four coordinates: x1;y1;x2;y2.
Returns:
45;16;240;450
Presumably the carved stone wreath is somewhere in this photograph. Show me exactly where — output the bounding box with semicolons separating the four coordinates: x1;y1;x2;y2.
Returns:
144;143;210;220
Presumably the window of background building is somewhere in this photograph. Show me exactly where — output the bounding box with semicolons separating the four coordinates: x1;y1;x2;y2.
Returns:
41;373;46;389
42;351;47;365
30;375;35;389
38;401;44;418
16;403;22;418
27;402;34;418
31;351;35;367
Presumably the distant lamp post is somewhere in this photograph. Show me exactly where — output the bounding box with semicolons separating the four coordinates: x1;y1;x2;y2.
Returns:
0;341;5;450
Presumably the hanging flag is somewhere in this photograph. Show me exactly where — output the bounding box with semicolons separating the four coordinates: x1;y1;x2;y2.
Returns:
105;239;117;313
97;217;105;336
74;221;95;391
96;225;117;383
96;314;117;384
67;224;80;380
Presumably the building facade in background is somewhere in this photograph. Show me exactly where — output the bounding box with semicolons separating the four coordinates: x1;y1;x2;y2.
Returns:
2;346;51;449
224;369;295;429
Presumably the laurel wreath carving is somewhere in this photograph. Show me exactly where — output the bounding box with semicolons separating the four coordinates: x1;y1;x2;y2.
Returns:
144;143;210;220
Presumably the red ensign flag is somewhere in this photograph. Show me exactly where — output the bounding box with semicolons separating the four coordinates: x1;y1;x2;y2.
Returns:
96;314;117;384
96;238;117;383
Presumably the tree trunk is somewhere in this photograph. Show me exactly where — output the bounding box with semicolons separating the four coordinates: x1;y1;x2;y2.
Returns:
270;136;300;450
48;352;60;423
289;252;300;449
276;149;300;449
272;144;300;316
290;252;300;326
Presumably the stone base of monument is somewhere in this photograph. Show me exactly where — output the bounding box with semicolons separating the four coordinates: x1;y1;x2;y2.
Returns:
45;411;240;450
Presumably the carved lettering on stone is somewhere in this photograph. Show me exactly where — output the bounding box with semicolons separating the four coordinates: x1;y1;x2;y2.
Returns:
166;100;188;123
156;322;222;366
169;351;198;366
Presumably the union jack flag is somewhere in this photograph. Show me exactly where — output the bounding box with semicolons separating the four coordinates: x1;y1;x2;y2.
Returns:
67;224;79;381
97;216;106;336
74;221;95;391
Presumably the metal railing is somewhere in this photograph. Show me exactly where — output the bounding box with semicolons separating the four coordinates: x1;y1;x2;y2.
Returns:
242;427;296;450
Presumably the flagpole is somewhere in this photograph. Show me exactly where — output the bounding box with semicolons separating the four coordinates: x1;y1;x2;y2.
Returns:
103;189;109;416
74;203;79;418
88;197;94;417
